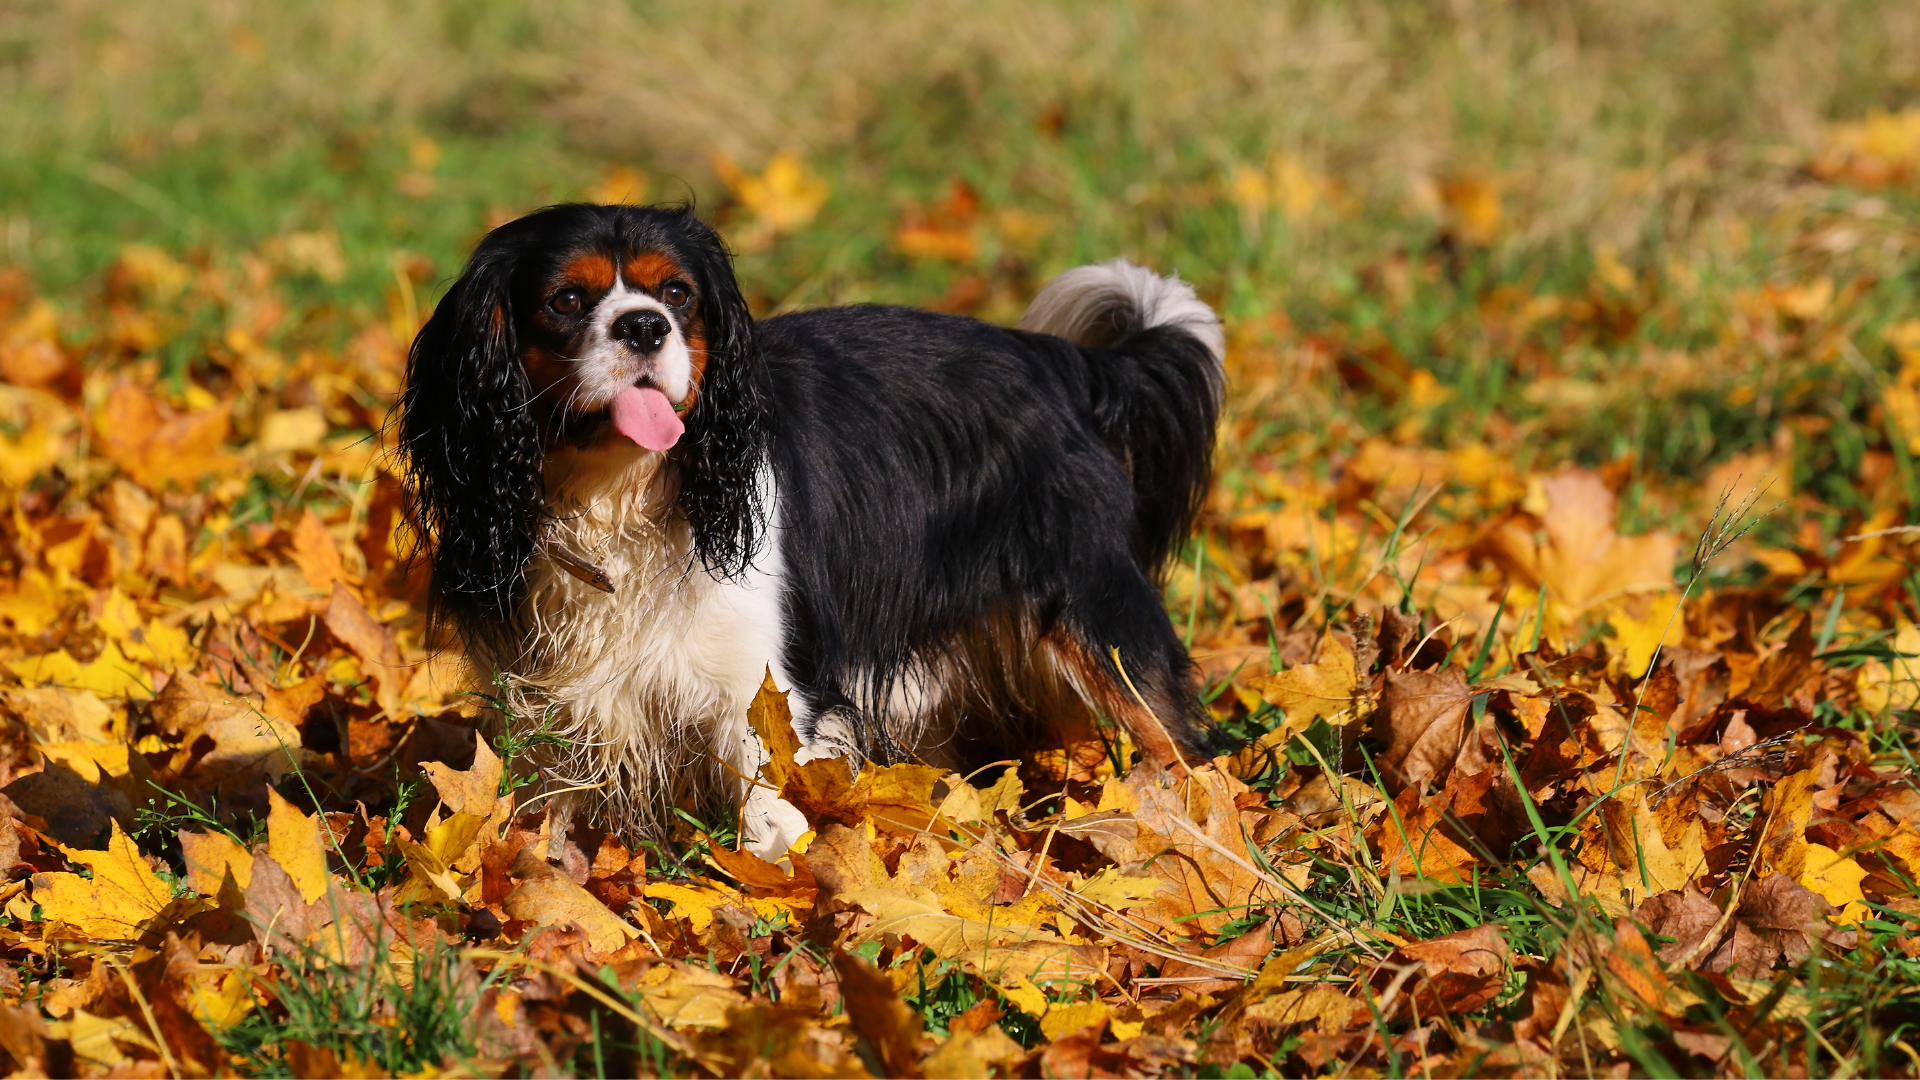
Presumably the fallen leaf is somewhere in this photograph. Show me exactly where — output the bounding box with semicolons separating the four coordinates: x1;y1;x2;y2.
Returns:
93;380;238;491
266;787;331;904
178;829;253;903
1374;668;1476;793
1246;629;1359;734
421;736;503;820
747;669;802;788
833;950;926;1077
31;821;178;940
1485;469;1676;612
289;509;350;592
503;850;641;954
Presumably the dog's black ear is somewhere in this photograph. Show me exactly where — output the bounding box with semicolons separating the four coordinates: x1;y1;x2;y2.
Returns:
674;212;771;578
396;245;545;644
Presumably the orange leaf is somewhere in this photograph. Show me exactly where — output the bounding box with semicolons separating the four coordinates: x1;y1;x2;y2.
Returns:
289;509;350;592
92;381;238;491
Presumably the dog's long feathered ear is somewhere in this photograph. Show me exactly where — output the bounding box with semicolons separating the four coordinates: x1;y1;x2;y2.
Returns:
396;247;545;643
675;212;771;577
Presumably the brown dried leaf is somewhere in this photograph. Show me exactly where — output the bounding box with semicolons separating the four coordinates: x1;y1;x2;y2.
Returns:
323;581;404;714
421;735;502;820
1374;668;1475;793
833;950;926;1078
502;849;641;955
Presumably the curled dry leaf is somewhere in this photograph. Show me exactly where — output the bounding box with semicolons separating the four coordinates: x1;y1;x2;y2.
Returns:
1374;668;1476;793
501;848;641;955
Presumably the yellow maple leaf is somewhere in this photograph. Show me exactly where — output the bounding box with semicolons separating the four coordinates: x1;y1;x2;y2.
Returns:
1487;469;1677;614
421;737;503;822
266;787;331;904
1039;999;1110;1041
253;407;327;455
1071;868;1160;911
746;669;802;789
847;891;1064;959
395;811;487;903
31;821;178;940
179;829;253;905
0;386;77;488
1246;629;1358;735
644;881;730;935
289;509;350;593
1604;591;1683;678
9;642;151;700
1859;622;1920;713
96;588;194;671
588;164;650;206
711;150;828;251
635;965;748;1030
185;970;257;1031
996;973;1050;1018
92;380;238;492
1799;843;1869;924
0;568;67;636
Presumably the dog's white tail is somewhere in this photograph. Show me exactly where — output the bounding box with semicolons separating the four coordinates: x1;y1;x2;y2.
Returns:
1017;258;1226;369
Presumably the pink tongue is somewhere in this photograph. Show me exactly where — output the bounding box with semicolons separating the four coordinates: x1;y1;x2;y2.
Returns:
609;386;684;451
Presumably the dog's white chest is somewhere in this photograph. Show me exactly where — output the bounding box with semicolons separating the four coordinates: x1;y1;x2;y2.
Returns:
504;450;798;847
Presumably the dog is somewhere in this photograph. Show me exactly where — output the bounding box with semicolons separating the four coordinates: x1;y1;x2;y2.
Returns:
397;202;1225;855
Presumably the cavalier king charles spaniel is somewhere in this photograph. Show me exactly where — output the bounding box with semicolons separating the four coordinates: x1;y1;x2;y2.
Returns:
398;203;1226;855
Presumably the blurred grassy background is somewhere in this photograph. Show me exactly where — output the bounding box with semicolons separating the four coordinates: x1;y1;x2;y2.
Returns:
3;0;1920;526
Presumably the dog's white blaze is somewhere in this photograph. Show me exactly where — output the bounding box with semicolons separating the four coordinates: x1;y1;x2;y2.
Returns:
576;276;697;406
502;445;807;858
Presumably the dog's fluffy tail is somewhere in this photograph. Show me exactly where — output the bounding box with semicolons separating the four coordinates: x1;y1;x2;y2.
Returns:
1019;259;1225;574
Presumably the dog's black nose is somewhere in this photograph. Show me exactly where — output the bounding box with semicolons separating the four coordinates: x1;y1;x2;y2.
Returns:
610;309;672;352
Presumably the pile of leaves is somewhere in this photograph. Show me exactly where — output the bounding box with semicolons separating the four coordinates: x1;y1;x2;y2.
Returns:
2;136;1920;1078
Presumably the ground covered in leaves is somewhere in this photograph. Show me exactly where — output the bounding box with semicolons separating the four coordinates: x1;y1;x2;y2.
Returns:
5;111;1920;1079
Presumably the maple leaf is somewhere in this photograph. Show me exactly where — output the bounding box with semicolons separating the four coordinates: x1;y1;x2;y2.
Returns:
179;829;252;910
149;673;308;792
265;787;331;904
1382;924;1509;1019
92;381;238;491
635;964;749;1031
1736;872;1857;963
288;508;351;592
1485;469;1677;613
0;568;68;636
394;811;487;905
421;736;504;820
746;669;802;789
502;849;642;954
711;150;828;251
1246;628;1359;735
31;821;187;940
1636;888;1778;979
832;951;927;1077
1373;668;1476;793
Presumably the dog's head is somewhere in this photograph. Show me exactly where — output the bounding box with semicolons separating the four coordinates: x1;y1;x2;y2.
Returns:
397;204;769;640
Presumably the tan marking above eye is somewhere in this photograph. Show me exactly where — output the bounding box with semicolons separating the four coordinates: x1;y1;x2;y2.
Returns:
560;253;616;291
622;251;682;290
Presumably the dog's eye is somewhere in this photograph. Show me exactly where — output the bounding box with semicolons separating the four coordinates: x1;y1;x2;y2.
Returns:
549;289;585;315
662;282;690;307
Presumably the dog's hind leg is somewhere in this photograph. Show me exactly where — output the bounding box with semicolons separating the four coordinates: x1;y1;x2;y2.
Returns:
1043;563;1218;770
